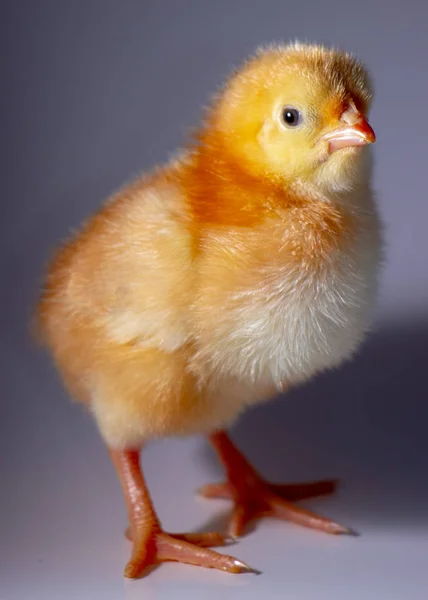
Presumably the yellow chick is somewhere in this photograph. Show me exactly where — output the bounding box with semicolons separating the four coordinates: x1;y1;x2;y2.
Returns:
37;42;382;578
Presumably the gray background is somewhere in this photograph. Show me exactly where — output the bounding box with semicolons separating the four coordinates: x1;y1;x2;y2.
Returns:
1;1;428;599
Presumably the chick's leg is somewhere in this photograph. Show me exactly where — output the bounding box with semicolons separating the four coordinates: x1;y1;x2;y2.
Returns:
108;447;255;578
200;431;352;538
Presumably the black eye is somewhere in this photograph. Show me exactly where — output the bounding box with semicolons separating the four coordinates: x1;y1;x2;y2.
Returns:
281;106;302;127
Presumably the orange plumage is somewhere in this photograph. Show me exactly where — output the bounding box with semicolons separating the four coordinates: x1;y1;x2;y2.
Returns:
37;43;382;578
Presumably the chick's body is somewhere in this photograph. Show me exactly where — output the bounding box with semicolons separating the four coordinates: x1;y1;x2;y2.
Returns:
40;157;379;447
38;43;382;577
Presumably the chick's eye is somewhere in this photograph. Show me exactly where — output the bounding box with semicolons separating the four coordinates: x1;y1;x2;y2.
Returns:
281;106;302;128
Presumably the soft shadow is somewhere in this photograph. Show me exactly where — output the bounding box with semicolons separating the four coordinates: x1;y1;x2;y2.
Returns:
197;320;428;527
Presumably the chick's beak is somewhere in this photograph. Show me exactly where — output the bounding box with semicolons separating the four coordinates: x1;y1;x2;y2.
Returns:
321;105;376;154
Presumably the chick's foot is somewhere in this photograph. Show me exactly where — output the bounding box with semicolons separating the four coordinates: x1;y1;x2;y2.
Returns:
109;446;258;579
123;526;256;578
201;431;353;538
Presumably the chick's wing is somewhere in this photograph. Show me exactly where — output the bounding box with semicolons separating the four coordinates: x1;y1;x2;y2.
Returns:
41;176;194;354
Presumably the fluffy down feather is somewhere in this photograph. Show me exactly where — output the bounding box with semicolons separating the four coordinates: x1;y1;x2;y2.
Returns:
38;43;382;448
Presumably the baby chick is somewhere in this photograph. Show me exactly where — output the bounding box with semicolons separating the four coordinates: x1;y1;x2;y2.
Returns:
37;42;382;578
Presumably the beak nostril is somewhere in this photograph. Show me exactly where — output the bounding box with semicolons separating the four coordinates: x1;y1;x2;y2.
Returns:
340;100;360;125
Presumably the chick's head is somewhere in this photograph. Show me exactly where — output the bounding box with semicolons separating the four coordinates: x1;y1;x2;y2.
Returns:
208;43;375;192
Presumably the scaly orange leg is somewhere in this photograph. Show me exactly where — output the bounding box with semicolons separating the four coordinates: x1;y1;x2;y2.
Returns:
108;447;257;578
199;431;354;538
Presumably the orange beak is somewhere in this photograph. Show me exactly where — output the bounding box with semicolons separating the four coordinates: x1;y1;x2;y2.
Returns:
321;104;376;154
